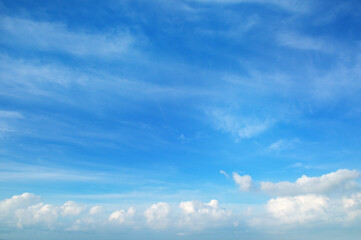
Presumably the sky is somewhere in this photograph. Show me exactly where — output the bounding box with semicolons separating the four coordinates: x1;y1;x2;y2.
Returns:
1;0;361;239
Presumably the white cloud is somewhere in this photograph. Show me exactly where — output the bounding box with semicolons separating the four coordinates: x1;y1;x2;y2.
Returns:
0;193;39;217
0;54;206;105
0;110;23;118
0;161;99;182
210;110;272;140
65;217;98;232
238;122;270;139
260;169;360;196
178;199;232;230
250;192;361;228
310;55;361;101
220;170;229;178
277;32;331;52
0;17;133;57
266;194;329;224
15;203;58;229
0;110;23;137
266;139;295;152
3;189;361;234
0;193;93;230
61;201;85;216
89;205;103;215
192;0;311;13
245;170;361;229
109;207;135;224
144;202;170;229
342;193;361;222
233;172;252;191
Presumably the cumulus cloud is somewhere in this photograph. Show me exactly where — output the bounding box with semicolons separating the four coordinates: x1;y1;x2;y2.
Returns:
15;203;58;229
144;202;171;229
342;193;361;222
178;199;232;230
249;192;361;229
244;169;361;229
3;187;361;234
231;169;361;229
109;207;135;224
61;201;85;216
89;205;103;215
266;195;329;224
232;169;360;196
65;217;98;232
0;193;92;230
233;172;252;191
0;193;236;232
0;193;39;216
260;169;360;196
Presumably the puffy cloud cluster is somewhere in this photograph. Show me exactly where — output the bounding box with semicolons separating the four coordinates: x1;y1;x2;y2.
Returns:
89;205;103;215
266;195;329;224
0;193;95;230
109;207;135;224
233;172;253;191
178;199;232;230
260;169;359;196
244;169;361;229
15;203;58;229
252;192;361;228
0;193;41;228
232;169;359;195
0;193;39;215
342;193;361;222
0;193;234;233
144;202;171;229
61;201;85;216
1;169;361;234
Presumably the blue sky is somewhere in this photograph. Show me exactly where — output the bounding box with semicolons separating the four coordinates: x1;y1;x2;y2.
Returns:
1;0;361;239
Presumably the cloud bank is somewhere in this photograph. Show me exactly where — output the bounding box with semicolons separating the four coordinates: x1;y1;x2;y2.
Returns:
1;169;360;234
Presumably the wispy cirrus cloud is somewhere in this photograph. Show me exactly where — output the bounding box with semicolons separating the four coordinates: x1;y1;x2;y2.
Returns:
0;54;215;102
192;0;312;13
209;109;273;140
0;161;99;182
0;17;134;57
0;110;23;137
277;32;332;52
220;170;229;178
266;139;298;152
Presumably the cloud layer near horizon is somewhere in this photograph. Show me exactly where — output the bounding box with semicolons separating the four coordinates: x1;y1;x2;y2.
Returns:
1;169;361;235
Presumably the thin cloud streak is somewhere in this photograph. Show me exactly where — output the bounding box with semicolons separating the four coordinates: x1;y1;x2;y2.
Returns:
0;17;133;57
